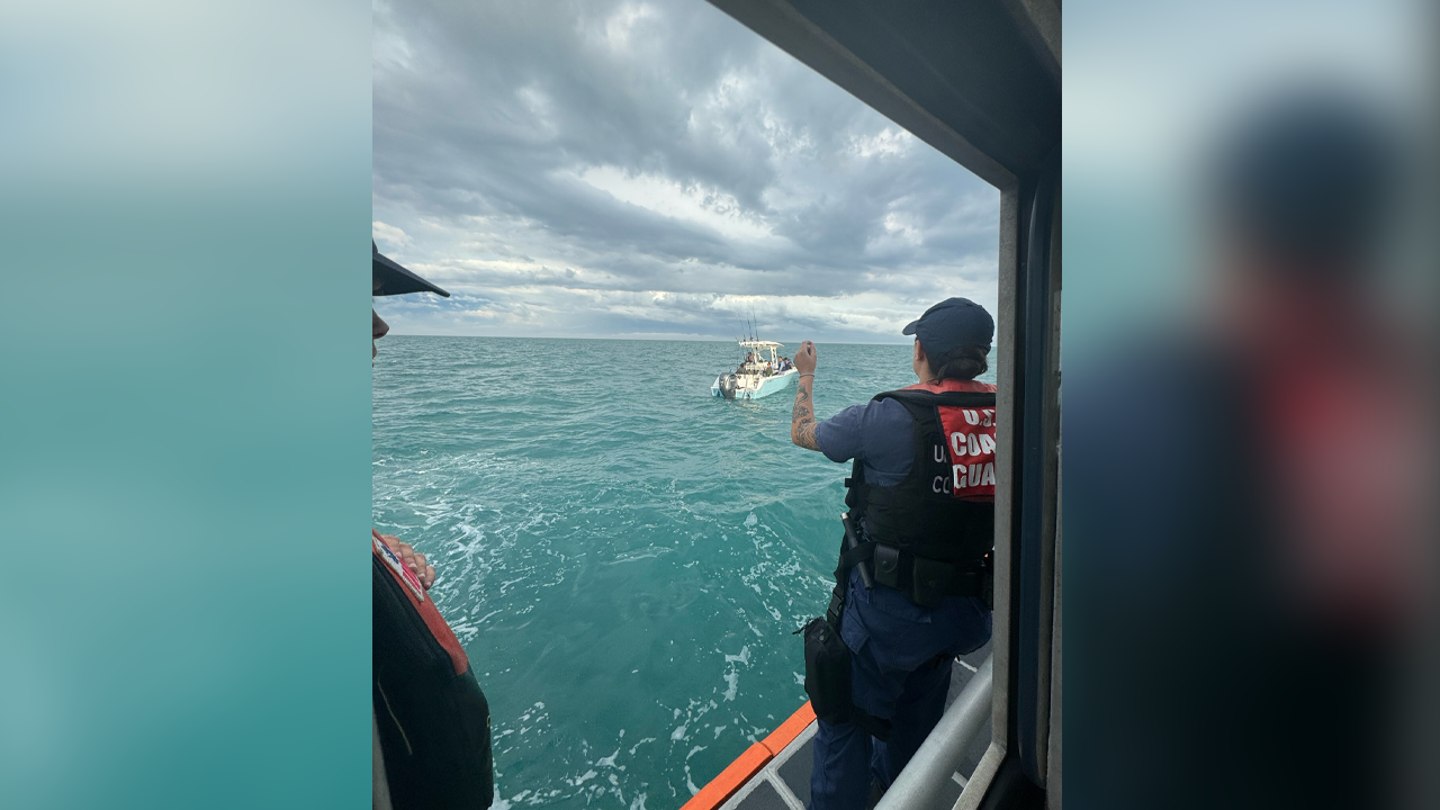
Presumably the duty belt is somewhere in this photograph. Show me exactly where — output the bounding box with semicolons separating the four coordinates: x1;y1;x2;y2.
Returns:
837;534;992;609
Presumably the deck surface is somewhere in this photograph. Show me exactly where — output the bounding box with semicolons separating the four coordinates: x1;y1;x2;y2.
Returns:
716;640;993;810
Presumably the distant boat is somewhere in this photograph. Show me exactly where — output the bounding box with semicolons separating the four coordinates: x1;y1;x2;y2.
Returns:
711;339;798;400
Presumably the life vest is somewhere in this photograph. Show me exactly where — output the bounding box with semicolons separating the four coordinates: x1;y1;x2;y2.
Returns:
372;530;494;808
844;380;997;602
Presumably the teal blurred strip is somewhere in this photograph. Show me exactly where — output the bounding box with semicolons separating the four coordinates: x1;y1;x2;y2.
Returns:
0;4;372;808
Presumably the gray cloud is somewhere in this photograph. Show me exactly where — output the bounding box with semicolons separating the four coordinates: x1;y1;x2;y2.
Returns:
373;0;999;342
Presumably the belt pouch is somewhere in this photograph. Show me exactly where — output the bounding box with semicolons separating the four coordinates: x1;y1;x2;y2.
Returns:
873;544;901;589
801;617;853;724
910;556;954;608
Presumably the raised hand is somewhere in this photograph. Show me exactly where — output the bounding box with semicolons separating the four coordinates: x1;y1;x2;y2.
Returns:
795;340;817;375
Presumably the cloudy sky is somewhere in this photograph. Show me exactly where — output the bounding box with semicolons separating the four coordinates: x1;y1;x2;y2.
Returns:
373;0;999;343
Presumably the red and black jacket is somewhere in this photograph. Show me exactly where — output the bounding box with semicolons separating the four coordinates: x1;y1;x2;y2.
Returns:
373;530;493;809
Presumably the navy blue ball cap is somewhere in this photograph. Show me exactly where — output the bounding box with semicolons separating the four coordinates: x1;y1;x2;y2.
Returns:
902;297;993;357
373;241;450;297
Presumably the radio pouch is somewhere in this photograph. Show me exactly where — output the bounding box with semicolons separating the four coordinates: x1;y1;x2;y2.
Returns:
910;556;955;608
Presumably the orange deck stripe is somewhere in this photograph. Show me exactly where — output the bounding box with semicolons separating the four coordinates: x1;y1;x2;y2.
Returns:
677;743;772;810
759;701;816;756
679;701;818;810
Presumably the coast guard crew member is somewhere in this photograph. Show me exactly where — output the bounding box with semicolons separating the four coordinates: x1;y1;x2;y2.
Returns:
372;242;494;810
790;298;996;809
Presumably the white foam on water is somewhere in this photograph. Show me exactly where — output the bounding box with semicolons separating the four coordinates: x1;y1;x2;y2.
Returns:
670;723;687;741
722;670;740;701
724;646;751;665
684;765;700;795
627;737;657;756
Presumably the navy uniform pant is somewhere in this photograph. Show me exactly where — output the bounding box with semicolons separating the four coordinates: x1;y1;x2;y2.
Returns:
808;570;991;810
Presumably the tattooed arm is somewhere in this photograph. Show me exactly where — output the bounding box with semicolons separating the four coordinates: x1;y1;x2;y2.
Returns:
790;340;820;451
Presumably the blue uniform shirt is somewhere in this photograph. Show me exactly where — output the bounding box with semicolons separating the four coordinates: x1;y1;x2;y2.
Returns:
814;398;914;486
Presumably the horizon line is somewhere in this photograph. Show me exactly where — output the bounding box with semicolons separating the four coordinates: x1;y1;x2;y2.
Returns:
385;333;914;346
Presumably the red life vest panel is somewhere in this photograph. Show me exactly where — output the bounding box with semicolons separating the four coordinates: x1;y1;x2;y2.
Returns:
907;378;998;502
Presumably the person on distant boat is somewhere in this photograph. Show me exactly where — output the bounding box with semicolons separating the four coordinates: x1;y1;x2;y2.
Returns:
789;299;996;809
372;242;494;810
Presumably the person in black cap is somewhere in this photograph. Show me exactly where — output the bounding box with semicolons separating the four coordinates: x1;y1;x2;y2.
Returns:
789;298;997;809
371;243;494;810
373;240;451;361
1066;89;1430;810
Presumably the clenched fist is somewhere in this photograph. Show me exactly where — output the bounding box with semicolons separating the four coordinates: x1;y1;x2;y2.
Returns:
795;341;817;375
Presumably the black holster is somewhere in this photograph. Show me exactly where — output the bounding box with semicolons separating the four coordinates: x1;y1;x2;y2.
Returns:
801;616;853;724
798;528;893;741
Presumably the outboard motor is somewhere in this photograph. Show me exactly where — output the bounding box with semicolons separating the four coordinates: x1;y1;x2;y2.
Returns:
719;373;738;400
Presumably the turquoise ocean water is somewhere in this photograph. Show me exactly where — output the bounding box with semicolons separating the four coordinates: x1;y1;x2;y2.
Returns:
373;336;996;809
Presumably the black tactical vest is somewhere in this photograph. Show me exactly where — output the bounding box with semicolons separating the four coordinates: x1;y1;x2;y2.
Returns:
845;389;996;566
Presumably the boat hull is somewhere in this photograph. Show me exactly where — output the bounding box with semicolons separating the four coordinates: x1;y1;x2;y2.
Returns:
711;369;797;400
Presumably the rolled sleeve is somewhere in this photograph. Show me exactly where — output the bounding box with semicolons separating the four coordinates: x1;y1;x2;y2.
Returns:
815;403;867;463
